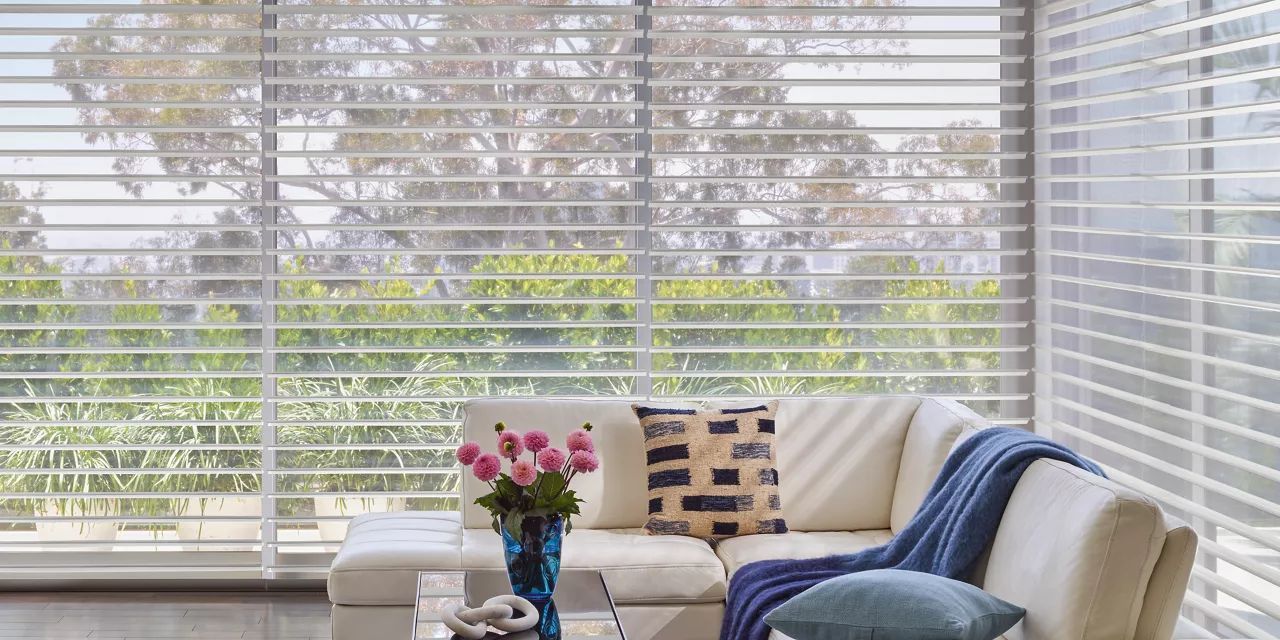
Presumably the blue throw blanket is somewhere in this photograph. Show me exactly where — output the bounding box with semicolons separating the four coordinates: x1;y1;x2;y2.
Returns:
720;427;1104;640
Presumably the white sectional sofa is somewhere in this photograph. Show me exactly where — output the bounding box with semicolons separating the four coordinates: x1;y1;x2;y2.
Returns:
327;396;1197;640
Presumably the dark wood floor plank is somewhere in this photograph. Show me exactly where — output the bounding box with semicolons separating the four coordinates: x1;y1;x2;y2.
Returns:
0;592;331;640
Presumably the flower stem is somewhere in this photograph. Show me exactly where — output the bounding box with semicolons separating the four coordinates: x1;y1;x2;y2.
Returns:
530;451;543;504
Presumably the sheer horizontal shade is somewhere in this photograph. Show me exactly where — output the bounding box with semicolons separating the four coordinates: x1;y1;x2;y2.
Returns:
1035;0;1280;634
0;0;1029;580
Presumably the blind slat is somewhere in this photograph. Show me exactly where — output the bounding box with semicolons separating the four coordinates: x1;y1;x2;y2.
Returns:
1036;0;1280;62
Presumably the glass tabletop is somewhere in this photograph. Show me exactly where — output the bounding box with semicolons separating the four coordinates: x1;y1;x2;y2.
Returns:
413;570;624;640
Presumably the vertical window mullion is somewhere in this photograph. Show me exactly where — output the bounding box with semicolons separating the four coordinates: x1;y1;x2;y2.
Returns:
259;0;279;578
1004;0;1035;426
637;0;654;400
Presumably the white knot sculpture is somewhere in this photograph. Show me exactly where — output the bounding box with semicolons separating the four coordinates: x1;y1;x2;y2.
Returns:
441;594;540;639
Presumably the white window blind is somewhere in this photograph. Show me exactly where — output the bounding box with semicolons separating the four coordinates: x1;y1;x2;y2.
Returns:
0;0;1029;579
1034;0;1280;634
0;0;267;576
646;0;1032;416
261;0;643;574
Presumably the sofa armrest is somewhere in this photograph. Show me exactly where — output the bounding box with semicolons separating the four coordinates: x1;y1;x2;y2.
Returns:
981;459;1168;640
1135;523;1198;640
327;511;463;606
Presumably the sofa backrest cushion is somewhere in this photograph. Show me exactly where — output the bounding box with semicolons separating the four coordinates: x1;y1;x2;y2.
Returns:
461;398;673;530
981;459;1167;640
467;396;925;533
890;398;985;532
771;396;921;531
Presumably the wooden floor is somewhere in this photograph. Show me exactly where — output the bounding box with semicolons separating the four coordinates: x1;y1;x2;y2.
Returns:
0;592;332;640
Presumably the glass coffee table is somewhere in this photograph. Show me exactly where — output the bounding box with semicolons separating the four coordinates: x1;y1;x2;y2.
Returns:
412;570;625;639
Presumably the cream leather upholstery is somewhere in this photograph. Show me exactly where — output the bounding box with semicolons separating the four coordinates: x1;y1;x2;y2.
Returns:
772;397;920;531
328;511;462;606
891;398;982;533
328;396;1197;640
983;459;1167;640
1134;525;1199;640
460;527;727;605
716;530;893;578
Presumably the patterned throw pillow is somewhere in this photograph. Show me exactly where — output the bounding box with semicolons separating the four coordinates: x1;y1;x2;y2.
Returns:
632;401;786;539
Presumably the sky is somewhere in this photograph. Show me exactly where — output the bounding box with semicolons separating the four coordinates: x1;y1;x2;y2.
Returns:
1;1;1012;254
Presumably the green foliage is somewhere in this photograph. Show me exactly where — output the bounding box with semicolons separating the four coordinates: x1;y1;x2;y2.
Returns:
0;388;133;514
0;223;1002;530
476;470;584;538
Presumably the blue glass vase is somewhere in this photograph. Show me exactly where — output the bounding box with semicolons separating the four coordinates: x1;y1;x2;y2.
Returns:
501;514;563;602
536;599;561;640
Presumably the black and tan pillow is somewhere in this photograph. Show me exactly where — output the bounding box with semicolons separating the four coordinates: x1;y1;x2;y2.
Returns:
632;401;786;539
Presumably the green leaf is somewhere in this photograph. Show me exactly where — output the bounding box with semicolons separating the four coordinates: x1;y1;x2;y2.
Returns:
494;474;519;497
493;475;523;510
546;490;583;516
502;510;524;539
533;471;566;507
474;494;499;512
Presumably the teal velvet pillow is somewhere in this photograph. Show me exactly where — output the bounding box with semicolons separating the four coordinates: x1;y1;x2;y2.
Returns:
764;569;1025;640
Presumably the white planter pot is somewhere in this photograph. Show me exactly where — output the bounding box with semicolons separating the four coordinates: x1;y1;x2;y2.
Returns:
314;497;406;541
175;497;261;545
35;500;119;542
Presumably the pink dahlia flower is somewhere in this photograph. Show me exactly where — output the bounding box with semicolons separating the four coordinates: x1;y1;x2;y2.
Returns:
472;454;502;483
455;442;482;466
569;450;600;474
538;447;566;473
511;460;538;487
523;430;550;453
497;430;524;460
566;429;594;453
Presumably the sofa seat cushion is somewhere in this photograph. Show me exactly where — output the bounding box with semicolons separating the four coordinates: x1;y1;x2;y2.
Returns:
328;511;464;606
328;512;725;607
716;530;893;579
462;527;727;605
